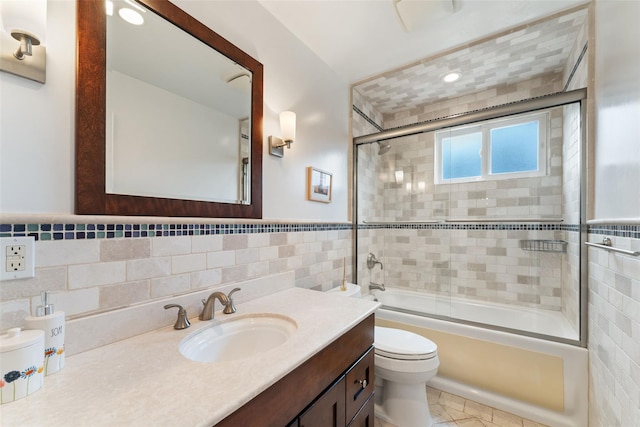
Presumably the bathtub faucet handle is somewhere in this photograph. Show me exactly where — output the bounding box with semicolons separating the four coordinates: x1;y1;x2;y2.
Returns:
367;253;384;270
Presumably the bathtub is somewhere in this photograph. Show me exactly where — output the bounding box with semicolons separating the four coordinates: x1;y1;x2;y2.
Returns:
370;288;587;427
373;287;579;341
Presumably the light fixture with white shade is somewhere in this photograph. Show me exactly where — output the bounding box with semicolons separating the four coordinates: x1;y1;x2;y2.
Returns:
0;0;47;83
269;111;297;157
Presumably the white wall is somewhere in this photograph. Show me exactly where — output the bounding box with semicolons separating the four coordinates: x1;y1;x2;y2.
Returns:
0;0;350;222
0;0;75;214
592;0;640;221
588;1;640;426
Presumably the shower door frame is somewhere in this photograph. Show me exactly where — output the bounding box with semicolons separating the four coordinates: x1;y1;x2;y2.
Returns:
352;88;588;347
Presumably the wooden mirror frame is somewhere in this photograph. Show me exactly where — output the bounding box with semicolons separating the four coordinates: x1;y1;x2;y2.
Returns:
76;0;263;218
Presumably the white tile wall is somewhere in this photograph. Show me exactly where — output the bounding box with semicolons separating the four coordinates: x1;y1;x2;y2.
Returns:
588;234;640;427
0;224;353;345
354;81;581;313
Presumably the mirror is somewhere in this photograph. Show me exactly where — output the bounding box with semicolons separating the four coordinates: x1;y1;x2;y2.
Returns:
76;0;263;218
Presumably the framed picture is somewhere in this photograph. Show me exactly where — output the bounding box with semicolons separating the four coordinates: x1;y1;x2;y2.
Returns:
307;167;332;203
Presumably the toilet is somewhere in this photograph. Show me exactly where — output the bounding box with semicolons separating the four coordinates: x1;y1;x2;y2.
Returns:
327;283;440;427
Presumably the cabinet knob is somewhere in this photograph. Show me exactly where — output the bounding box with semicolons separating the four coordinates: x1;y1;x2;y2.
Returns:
355;378;368;389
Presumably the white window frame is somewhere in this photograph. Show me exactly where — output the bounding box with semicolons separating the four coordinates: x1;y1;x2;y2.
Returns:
434;111;549;185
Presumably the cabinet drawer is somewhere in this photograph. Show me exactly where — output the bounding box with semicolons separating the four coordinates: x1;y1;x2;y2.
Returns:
345;347;374;423
347;394;374;427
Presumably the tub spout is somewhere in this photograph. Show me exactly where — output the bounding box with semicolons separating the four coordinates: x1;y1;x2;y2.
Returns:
370;282;386;291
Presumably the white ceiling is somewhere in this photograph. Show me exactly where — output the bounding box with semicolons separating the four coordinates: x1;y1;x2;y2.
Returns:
258;0;589;84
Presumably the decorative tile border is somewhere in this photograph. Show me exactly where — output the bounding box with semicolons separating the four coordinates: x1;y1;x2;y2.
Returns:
562;42;588;92
2;222;637;240
382;91;568;132
352;105;384;132
358;222;581;232
359;222;639;237
0;222;353;241
588;224;640;239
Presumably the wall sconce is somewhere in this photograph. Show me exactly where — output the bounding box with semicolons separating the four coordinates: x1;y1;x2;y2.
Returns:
0;0;47;84
269;111;296;157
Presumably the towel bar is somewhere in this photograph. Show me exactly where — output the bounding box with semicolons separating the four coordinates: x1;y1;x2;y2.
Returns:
585;237;640;257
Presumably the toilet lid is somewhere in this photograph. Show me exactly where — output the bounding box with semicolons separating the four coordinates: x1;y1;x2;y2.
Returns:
374;326;437;360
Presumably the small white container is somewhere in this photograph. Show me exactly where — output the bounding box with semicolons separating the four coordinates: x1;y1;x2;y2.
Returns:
0;328;45;404
24;291;65;375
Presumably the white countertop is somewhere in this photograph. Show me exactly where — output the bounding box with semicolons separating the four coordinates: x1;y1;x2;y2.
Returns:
1;288;380;426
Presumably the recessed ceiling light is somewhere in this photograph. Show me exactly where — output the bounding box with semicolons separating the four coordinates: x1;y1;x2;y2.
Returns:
118;7;144;25
442;72;461;83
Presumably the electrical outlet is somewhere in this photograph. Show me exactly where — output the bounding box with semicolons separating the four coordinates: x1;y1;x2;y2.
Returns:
0;237;35;280
7;258;25;271
6;245;26;257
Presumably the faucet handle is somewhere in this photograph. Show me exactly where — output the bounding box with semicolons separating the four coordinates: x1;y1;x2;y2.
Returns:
223;287;241;314
164;304;190;330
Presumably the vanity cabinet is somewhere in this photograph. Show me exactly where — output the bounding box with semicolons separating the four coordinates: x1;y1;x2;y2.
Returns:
296;377;346;427
291;347;375;427
216;314;375;427
345;348;374;425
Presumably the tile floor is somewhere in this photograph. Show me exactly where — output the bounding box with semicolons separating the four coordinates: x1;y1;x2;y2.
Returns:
374;386;549;427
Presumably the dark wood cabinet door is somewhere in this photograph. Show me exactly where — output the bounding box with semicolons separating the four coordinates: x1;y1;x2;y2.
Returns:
347;394;374;427
299;377;346;427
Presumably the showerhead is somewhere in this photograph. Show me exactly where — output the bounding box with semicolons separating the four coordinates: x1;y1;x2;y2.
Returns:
377;142;392;155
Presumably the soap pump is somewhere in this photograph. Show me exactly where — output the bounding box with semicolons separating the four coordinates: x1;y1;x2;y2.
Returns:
24;291;65;375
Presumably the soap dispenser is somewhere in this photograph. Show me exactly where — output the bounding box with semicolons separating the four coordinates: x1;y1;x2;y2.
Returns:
24;291;65;375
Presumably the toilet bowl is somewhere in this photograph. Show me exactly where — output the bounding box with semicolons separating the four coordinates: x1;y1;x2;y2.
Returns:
327;283;440;427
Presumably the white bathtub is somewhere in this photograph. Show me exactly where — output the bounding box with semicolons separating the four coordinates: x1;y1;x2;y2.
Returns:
372;287;579;340
371;288;587;427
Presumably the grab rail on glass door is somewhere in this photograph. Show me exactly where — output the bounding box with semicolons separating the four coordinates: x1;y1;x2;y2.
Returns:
585;237;640;257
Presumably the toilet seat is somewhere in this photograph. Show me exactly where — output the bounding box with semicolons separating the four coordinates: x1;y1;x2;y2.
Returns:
374;326;437;360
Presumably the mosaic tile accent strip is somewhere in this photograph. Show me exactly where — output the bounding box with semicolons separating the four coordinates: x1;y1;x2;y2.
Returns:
0;222;353;240
359;222;581;232
381;91;568;132
562;42;588;92
588;224;640;239
353;105;384;132
3;222;634;239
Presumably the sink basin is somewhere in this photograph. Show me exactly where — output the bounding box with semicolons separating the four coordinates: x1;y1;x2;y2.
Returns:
179;314;297;363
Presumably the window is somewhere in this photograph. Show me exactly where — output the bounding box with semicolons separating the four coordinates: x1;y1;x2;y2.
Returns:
435;112;548;184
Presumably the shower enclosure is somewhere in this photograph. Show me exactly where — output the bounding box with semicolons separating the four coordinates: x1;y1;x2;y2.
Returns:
354;90;587;346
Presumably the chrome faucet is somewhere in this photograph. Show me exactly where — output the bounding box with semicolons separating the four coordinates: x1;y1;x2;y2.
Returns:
367;253;384;270
199;288;242;320
369;282;386;291
200;292;229;321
